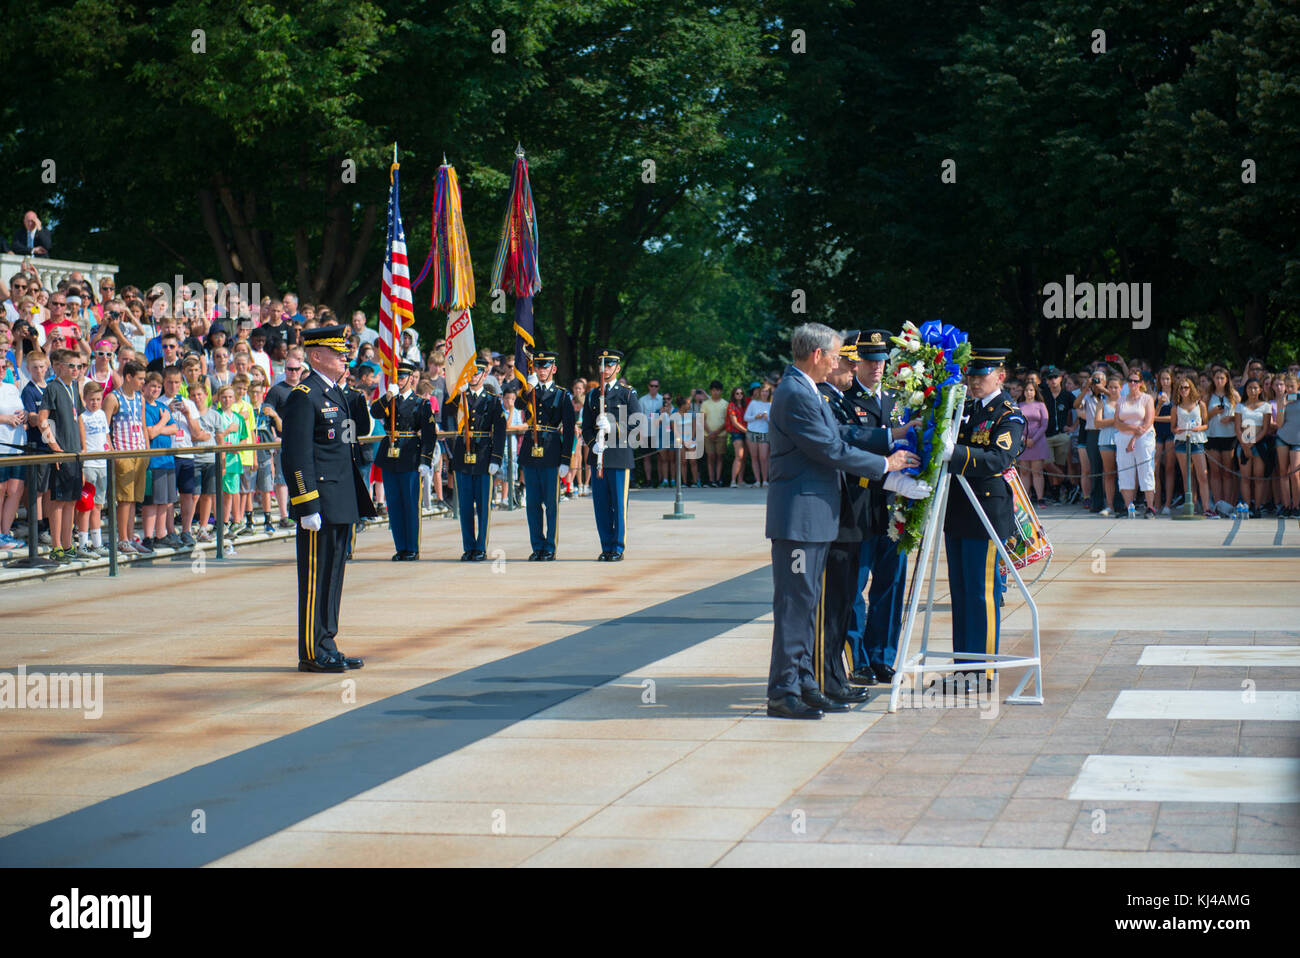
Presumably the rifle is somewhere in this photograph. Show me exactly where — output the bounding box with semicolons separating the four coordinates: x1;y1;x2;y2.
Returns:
597;379;606;479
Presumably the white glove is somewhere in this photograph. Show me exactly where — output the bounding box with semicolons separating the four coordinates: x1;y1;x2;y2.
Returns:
884;474;932;500
488;462;500;476
938;425;955;463
527;372;538;388
558;464;570;478
595;412;613;434
387;384;400;398
300;512;322;531
592;438;607;457
419;464;433;483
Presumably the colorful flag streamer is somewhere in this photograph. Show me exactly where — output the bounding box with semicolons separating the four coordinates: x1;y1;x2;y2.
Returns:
430;162;476;312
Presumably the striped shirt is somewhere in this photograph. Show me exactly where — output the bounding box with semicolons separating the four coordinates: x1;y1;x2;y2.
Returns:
109;388;147;451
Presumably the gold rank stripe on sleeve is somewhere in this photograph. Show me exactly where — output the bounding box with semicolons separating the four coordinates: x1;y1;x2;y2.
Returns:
294;470;307;495
959;445;973;474
291;490;319;505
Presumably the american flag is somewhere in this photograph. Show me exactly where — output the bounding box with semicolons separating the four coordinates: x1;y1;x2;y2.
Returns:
378;150;414;388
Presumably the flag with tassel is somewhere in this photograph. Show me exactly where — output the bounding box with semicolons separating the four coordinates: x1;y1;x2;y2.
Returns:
429;160;478;443
378;144;414;391
492;147;542;393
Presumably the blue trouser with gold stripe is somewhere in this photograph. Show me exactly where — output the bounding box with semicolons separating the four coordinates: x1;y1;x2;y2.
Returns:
590;467;629;555
846;534;908;670
455;471;491;554
382;468;420;555
297;522;350;664
944;533;1005;669
522;464;560;554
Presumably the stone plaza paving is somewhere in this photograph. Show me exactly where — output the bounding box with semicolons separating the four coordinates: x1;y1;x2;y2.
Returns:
0;488;1296;867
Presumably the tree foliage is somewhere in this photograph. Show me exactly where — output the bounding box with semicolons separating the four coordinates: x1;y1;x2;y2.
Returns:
1;0;1295;381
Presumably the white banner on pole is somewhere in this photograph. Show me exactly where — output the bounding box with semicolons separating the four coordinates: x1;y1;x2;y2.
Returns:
444;308;477;426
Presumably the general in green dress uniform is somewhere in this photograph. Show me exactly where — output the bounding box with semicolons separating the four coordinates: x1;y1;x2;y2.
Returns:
282;325;378;673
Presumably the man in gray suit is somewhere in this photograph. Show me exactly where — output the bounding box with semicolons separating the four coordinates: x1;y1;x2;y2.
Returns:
766;323;929;719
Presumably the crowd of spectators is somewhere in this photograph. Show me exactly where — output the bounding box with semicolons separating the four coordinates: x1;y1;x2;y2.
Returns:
1009;356;1300;519
2;265;1295;567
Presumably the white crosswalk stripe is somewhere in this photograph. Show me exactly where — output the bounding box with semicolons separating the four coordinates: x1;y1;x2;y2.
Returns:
1108;690;1300;722
1138;645;1300;667
1069;756;1300;803
1070;644;1300;805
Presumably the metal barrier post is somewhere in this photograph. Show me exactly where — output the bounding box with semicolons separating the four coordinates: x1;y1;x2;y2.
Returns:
1171;438;1203;521
663;438;694;520
214;449;226;558
106;461;118;576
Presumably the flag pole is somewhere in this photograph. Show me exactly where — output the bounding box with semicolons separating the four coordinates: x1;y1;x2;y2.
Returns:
384;143;395;454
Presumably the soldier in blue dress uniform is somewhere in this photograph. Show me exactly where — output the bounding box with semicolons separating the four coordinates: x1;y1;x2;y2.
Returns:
942;346;1025;685
842;328;918;684
441;359;506;561
518;350;576;560
582;348;638;561
369;360;439;561
282;325;378;672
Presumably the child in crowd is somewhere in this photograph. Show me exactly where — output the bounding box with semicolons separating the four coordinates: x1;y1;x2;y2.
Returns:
672;394;700;486
142;371;178;549
213;385;244;552
79;381;111;556
191;381;218;541
37;349;85;562
20;350;51;543
230;372;257;533
497;387;524;505
251;381;279;534
163;365;208;546
416;378;444;510
0;353;27;549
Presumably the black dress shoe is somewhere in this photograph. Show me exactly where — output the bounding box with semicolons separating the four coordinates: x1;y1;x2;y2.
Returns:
872;664;896;684
460;551;474;561
849;667;877;685
528;550;542;561
391;552;404;561
541;551;556;561
471;550;487;561
609;552;624;561
402;551;420;561
767;694;823;720
298;658;346;673
334;653;364;670
802;689;852;712
826;685;870;703
597;551;611;561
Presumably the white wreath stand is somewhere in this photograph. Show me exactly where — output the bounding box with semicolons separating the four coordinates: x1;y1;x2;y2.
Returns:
887;387;1044;711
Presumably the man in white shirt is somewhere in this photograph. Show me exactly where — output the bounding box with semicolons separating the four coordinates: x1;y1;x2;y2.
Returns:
350;310;379;346
637;376;664;486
